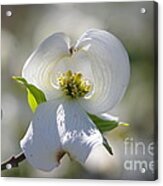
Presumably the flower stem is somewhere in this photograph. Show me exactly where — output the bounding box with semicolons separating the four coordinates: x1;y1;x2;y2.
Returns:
1;152;26;171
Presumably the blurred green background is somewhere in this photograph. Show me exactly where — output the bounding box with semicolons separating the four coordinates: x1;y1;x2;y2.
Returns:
1;2;157;180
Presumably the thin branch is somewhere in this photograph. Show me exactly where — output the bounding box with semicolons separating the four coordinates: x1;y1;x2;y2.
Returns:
1;152;26;171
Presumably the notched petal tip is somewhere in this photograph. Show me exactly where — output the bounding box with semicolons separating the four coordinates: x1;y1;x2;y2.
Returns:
56;150;66;164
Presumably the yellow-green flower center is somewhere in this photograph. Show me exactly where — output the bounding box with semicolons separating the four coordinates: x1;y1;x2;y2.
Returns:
57;70;91;99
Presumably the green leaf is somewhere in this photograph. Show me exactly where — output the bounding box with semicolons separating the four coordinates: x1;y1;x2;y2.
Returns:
26;84;47;106
102;136;113;155
27;88;40;112
13;76;47;112
12;76;28;85
88;114;119;132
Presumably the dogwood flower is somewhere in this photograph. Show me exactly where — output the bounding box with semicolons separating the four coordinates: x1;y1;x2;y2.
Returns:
20;29;130;171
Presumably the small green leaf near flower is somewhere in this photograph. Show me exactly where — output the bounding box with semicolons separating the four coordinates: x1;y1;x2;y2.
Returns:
12;76;46;112
88;114;119;132
88;114;129;133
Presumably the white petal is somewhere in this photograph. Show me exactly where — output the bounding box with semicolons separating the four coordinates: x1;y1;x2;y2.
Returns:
20;99;103;171
75;29;130;114
22;33;70;100
20;101;62;171
56;100;103;164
